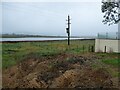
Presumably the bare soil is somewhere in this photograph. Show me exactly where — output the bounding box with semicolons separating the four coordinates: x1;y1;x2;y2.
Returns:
2;53;119;88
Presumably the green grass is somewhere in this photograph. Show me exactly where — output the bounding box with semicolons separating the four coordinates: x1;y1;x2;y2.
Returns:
2;40;95;68
101;58;120;77
2;39;120;69
101;59;119;67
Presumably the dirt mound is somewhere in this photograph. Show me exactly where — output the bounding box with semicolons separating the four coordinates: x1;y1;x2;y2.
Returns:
2;54;118;88
17;73;48;88
50;68;112;88
50;69;81;88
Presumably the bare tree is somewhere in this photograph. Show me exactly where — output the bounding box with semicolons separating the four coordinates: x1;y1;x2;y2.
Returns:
101;0;120;25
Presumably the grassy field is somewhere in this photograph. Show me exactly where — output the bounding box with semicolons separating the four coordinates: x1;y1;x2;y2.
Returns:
2;40;95;68
2;39;119;69
2;39;120;88
102;59;119;67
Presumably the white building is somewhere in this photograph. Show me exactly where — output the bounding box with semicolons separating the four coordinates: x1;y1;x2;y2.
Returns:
95;32;120;53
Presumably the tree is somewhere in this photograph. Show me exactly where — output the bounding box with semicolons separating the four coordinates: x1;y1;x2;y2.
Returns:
101;0;120;25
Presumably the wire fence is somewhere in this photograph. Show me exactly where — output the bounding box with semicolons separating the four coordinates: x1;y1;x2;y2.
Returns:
97;32;120;39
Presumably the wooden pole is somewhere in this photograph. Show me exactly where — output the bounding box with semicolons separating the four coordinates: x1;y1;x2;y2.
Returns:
66;15;71;45
68;15;70;45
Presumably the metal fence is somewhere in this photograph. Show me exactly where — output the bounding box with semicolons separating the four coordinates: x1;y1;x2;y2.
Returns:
97;32;120;39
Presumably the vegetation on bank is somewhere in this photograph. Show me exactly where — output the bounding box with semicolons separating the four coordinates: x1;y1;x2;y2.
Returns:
2;40;95;68
1;34;96;38
1;34;80;38
2;39;119;70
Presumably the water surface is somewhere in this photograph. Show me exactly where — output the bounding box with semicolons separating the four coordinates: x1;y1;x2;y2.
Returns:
1;37;85;42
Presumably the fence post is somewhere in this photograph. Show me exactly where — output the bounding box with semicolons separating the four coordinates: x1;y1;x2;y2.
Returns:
116;32;118;39
98;33;99;39
91;45;94;52
106;32;108;39
104;46;106;53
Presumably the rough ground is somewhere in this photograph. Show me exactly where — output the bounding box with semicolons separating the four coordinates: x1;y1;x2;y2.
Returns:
0;71;2;89
2;53;119;88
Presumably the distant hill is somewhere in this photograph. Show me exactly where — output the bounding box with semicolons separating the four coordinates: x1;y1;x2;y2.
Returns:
1;34;65;38
0;34;96;39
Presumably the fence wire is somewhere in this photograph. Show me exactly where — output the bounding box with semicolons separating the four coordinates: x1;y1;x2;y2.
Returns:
97;32;120;39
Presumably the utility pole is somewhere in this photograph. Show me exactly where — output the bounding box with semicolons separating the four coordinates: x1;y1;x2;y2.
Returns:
66;15;71;45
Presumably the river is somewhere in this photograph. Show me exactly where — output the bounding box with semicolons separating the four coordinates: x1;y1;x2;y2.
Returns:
0;37;88;42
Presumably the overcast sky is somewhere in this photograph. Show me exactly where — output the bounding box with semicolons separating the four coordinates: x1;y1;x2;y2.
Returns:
1;0;118;36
